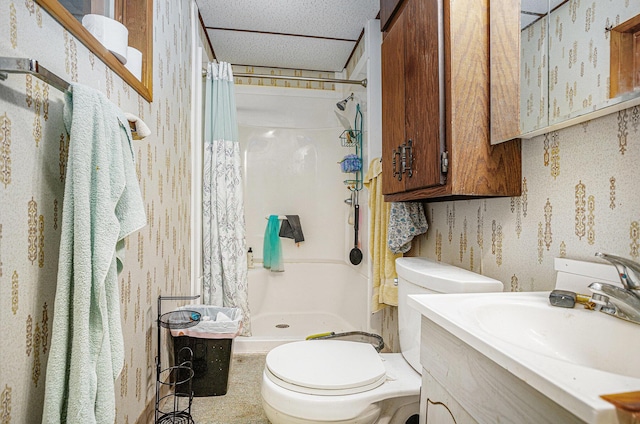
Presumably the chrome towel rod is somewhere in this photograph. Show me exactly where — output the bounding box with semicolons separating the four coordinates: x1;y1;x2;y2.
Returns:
0;57;70;93
202;69;367;87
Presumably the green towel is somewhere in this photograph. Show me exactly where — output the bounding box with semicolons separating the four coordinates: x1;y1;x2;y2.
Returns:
263;215;284;272
42;83;146;424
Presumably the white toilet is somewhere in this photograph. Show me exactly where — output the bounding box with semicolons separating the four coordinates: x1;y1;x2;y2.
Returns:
261;257;504;424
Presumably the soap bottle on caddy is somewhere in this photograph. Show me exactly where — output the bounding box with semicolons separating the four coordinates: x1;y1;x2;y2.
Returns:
247;247;254;269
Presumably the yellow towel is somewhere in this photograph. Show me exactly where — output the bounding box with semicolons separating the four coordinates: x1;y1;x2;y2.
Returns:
363;159;402;312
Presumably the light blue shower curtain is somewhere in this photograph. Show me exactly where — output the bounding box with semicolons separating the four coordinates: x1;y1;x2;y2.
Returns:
202;62;250;335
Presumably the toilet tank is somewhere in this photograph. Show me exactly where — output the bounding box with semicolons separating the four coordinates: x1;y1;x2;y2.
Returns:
396;257;503;373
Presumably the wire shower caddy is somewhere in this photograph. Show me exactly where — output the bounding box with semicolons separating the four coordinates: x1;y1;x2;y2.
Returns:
339;104;363;192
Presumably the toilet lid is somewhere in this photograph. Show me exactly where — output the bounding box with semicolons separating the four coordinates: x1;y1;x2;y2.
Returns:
265;340;386;395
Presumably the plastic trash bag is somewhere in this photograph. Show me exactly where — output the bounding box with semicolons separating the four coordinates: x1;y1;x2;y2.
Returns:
170;305;243;339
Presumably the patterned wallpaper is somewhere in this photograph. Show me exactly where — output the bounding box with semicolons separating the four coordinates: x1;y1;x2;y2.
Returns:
415;105;640;293
2;1;639;420
345;35;365;79
0;1;194;422
232;65;337;91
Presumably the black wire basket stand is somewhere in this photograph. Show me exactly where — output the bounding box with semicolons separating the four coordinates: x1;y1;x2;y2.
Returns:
155;295;201;424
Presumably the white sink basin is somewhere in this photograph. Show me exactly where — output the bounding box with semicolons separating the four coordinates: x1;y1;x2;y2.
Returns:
472;295;640;378
409;291;640;424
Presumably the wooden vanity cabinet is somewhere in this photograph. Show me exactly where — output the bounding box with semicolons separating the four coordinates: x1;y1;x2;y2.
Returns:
381;0;522;202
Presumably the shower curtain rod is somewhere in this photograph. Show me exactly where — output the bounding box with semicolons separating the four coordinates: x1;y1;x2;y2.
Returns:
0;57;368;91
0;57;70;93
202;69;367;87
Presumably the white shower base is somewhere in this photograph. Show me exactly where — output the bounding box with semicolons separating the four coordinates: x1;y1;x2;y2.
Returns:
234;262;368;353
234;312;356;353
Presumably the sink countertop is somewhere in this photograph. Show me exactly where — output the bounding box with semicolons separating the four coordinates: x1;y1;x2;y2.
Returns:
408;291;640;424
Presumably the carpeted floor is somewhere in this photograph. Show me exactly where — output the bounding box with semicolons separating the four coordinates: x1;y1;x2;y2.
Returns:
190;353;270;424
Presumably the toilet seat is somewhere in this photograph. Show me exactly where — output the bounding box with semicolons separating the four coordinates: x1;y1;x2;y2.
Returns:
265;340;386;396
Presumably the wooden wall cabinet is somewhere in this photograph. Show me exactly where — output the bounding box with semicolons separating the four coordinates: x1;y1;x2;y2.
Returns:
489;0;521;144
380;0;403;31
381;0;522;202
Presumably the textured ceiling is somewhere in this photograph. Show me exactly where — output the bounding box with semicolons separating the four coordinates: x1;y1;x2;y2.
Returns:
196;0;380;72
198;1;564;69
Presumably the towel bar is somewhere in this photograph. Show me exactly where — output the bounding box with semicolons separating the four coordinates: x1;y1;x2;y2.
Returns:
0;57;70;93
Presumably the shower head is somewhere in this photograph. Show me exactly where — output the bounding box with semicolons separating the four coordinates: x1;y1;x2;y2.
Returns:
336;93;354;111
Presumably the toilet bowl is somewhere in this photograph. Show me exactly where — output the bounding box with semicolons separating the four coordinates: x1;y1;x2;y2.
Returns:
261;257;503;423
262;339;420;424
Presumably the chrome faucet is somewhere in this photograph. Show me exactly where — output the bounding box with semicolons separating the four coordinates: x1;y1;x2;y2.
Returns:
589;252;640;325
594;252;640;289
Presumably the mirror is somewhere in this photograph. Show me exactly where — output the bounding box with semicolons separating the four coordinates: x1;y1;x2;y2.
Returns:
519;0;640;139
520;0;550;135
547;0;640;125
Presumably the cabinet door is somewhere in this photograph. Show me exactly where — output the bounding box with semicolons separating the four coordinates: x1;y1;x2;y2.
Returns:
380;0;403;31
425;400;457;424
403;0;445;192
381;8;407;195
489;0;520;144
421;369;479;424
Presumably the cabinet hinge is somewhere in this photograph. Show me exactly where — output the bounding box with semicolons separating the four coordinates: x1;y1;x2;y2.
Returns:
441;151;449;174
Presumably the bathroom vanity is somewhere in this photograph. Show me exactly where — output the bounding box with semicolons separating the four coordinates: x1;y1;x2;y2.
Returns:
417;309;582;423
408;258;640;424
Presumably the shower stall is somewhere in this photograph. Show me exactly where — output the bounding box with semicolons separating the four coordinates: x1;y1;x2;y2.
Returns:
189;19;384;353
233;85;370;352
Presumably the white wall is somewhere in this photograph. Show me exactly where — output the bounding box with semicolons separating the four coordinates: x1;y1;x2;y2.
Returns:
235;85;365;268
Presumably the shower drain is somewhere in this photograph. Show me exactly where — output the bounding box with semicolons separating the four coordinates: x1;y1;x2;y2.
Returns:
275;323;290;329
